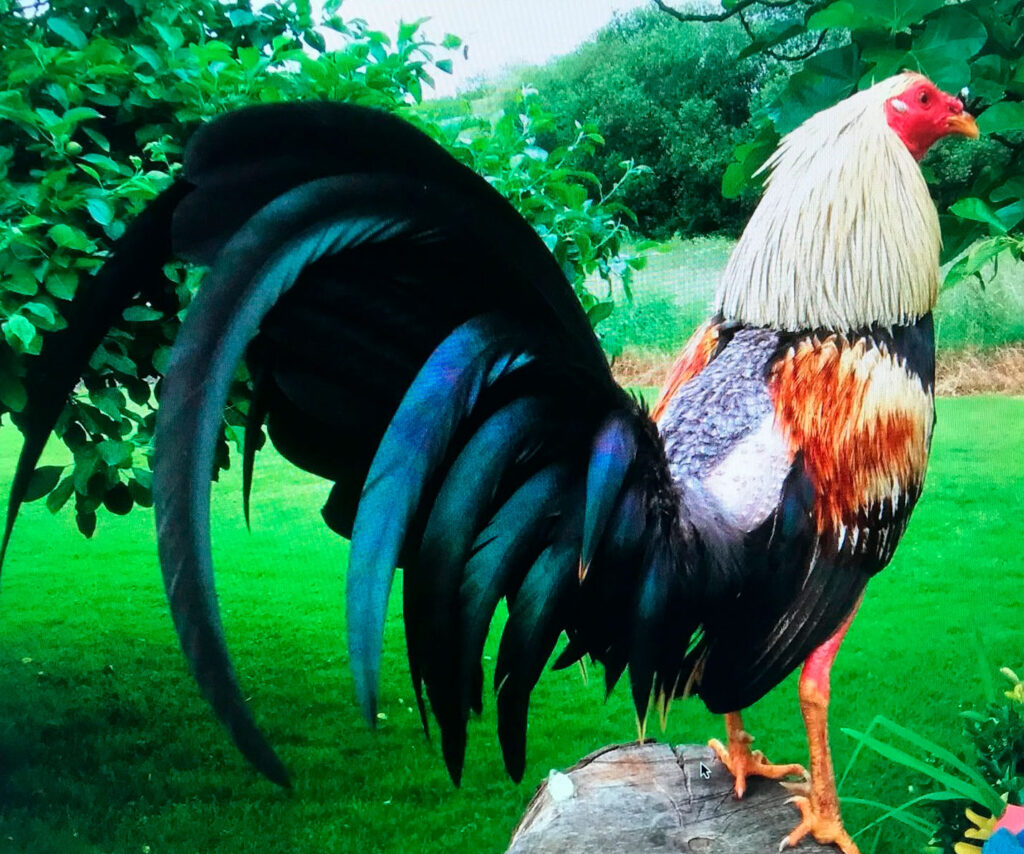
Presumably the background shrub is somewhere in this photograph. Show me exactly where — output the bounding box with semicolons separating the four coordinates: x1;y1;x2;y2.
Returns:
0;0;645;533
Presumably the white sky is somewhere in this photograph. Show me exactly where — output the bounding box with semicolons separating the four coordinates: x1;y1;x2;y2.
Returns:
329;0;649;97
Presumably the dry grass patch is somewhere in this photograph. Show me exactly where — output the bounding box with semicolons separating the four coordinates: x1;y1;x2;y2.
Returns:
610;350;677;389
612;345;1024;396
935;346;1024;396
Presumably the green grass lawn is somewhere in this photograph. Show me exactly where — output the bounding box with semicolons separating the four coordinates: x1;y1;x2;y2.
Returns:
0;396;1021;853
598;237;1024;356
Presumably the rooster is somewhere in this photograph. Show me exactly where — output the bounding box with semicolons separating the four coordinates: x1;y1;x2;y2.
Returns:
2;72;976;852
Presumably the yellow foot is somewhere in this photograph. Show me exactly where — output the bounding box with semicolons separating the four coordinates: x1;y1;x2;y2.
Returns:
708;731;808;799
781;795;860;854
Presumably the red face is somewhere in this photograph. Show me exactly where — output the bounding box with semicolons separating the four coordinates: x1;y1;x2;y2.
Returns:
884;78;979;160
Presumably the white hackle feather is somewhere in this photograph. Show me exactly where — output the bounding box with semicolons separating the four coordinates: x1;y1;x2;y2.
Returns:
716;73;941;332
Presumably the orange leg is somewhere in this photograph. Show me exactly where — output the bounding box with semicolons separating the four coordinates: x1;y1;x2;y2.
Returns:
709;711;808;799
781;603;862;854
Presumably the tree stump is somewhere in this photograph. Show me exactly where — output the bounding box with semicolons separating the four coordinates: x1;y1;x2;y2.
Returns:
507;742;834;853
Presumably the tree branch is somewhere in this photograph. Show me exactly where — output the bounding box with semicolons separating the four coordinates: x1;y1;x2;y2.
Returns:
774;30;828;60
737;9;829;61
649;0;797;25
653;1;830;63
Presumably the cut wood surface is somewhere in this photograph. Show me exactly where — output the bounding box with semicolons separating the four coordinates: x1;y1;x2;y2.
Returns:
507;742;834;853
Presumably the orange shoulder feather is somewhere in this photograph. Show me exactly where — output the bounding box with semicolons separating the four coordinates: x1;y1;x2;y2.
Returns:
768;335;933;533
650;320;721;423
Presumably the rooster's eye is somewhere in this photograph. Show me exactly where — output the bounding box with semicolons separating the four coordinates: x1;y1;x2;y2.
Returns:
918;91;930;106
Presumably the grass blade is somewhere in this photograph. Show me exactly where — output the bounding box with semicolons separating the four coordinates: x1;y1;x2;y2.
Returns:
839;714;886;793
869;717;1003;811
841;727;1004;816
841;796;938;836
850;791;964;839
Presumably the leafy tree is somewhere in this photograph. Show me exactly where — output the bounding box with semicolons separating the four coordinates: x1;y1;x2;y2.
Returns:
446;86;653;333
520;9;788;238
0;0;644;534
654;0;1024;281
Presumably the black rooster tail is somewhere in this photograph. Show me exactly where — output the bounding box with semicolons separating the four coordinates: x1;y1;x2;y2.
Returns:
9;102;705;786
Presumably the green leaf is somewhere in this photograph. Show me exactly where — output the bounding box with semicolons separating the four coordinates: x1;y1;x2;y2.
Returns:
44;82;69;110
722;162;748;199
398;19;424;43
304;29;326;53
809;1;870;30
0;373;27;412
152;346;173;374
991;177;1024;204
774;45;861;134
4;266;40;296
98;440;131;467
132;44;163;70
441;34;462;49
81;153;126;174
722;130;777;198
24;466;64;502
888;0;952;30
227;9;257;27
548;182;588;208
944;237;1012;285
89;387;126;421
47;17;88;49
809;0;947;32
996;200;1024;232
46;476;75;514
22;301;56;325
86;197;115;226
978;101;1024;135
4;314;37;349
876;7;988;92
76;511;97;538
48;223;97;252
122;380;149;407
238;46;263;72
436;59;453;74
103;483;133;515
72;449;99;494
586;301;615;326
122;305;162;322
62;107;103;126
152;23;184;51
128;479;153;508
46;269;78;300
950;198;1009;234
77;164;102;183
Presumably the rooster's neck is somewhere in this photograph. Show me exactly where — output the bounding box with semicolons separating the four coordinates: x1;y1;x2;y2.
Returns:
715;78;941;333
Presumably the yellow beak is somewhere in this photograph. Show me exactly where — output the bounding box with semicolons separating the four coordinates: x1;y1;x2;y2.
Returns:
947;112;980;138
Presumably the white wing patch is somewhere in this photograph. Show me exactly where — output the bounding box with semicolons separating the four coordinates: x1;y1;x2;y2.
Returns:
703;413;792;532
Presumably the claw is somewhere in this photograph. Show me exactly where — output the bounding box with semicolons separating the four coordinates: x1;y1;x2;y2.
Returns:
781;776;812;798
709;732;807;800
781;794;860;854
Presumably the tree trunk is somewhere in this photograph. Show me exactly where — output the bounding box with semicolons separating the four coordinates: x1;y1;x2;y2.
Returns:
507;742;834;853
